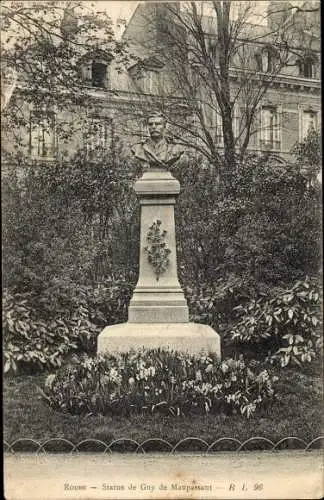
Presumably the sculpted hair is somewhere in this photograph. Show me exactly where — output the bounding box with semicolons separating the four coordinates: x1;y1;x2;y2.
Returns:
146;112;167;125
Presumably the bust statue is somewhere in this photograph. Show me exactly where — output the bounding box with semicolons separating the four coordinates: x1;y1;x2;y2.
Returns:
132;112;184;170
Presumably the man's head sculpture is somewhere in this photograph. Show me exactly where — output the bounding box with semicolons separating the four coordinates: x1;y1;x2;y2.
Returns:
146;112;167;141
132;112;184;170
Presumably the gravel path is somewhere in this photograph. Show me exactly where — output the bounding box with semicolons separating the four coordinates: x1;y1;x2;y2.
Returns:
4;450;323;500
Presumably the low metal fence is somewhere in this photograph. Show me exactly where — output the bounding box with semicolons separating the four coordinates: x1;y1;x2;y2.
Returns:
4;436;323;454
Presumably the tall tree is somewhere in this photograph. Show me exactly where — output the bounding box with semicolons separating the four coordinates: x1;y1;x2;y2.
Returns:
1;1;129;142
125;1;320;177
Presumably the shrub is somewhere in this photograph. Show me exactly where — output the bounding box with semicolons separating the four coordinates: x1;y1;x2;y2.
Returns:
227;278;322;368
3;143;321;373
292;128;321;169
174;154;321;287
2;145;139;291
40;350;278;419
3;289;99;374
3;276;136;375
184;275;255;333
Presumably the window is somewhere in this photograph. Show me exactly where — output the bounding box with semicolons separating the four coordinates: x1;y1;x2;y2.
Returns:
262;51;271;72
209;104;223;145
144;71;154;93
232;103;240;139
207;38;217;61
139;117;147;140
301;110;318;140
255;47;276;73
255;53;263;72
139;70;159;94
210;102;239;145
260;106;280;150
79;50;111;88
298;57;316;78
91;61;107;88
84;118;111;153
135;70;160;94
30;113;56;159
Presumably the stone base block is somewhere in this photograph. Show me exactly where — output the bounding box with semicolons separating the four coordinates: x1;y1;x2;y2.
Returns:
128;301;189;323
97;322;221;358
128;290;189;323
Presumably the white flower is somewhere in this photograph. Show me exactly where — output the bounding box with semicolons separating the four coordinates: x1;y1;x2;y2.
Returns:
109;368;120;382
212;384;222;394
221;362;229;373
137;360;146;370
201;382;212;395
128;377;135;385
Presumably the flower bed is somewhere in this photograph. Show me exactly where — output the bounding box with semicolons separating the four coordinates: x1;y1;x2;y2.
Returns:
40;349;278;419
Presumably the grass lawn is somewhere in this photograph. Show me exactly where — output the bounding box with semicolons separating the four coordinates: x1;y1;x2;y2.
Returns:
4;364;322;452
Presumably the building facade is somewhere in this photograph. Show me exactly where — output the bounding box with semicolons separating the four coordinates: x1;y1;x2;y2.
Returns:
121;1;320;162
2;1;320;165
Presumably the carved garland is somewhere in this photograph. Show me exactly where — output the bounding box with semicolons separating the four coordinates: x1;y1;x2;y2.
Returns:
144;220;171;280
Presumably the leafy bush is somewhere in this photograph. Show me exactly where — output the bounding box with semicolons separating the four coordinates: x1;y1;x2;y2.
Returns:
3;137;321;373
2;145;139;291
184;275;255;333
3;289;98;374
40;350;278;419
174;153;321;287
292;128;321;169
3;276;136;375
227;278;322;368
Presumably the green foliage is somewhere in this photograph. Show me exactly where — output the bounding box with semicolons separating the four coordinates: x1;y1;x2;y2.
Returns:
227;278;322;368
144;219;171;280
2;137;321;373
3;289;82;374
2;143;138;376
184;275;249;333
173;153;321;364
174;153;321;288
2;144;139;291
292;128;321;168
41;350;277;419
3;277;135;375
1;1;129;136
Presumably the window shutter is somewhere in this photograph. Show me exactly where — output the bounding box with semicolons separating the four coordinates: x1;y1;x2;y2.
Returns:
261;106;280;149
302;111;318;139
232;102;239;139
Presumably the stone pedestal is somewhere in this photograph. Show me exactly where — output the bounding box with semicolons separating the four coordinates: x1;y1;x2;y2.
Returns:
128;170;189;323
97;323;221;356
97;169;221;358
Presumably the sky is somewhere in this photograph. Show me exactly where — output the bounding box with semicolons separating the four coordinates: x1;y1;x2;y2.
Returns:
82;1;137;23
87;1;310;31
